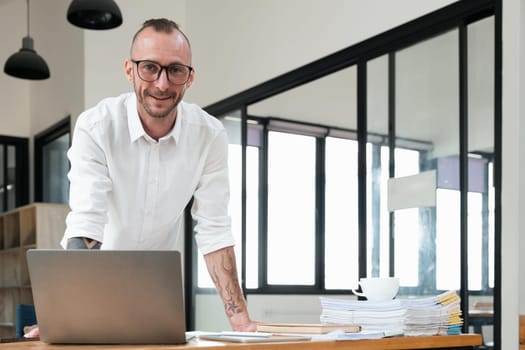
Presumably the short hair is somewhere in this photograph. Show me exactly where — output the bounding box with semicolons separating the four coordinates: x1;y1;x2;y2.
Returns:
130;18;191;52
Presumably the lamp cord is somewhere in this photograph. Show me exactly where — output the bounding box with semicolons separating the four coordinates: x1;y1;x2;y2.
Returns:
26;0;30;36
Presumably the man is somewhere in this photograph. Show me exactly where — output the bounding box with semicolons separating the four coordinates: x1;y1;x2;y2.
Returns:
60;18;256;332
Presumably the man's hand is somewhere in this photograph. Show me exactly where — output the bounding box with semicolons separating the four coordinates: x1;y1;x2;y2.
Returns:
203;246;257;331
66;237;101;249
229;311;258;332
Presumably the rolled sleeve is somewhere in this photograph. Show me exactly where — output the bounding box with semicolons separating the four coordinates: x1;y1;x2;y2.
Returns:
191;130;235;254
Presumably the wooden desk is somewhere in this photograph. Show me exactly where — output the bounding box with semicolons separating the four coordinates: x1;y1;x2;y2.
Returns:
520;315;525;350
0;334;482;350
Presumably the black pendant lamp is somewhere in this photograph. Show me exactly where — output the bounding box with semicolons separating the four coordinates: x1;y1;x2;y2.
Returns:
4;0;50;80
67;0;122;30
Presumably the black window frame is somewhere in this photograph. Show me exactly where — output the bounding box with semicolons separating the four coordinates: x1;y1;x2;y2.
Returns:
0;135;29;212
34;116;71;203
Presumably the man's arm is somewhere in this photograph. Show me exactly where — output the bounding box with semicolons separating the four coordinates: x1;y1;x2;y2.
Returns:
203;246;256;331
61;112;111;248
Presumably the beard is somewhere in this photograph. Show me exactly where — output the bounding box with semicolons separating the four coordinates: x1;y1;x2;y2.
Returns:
135;84;183;119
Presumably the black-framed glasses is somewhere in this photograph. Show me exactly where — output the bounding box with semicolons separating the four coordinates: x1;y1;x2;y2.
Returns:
131;59;193;85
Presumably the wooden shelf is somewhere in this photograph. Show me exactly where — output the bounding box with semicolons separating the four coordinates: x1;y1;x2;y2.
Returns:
3;213;19;249
0;203;69;339
0;247;22;254
19;208;36;247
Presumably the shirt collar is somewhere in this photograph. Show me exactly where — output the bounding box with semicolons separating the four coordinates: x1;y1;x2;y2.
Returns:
127;94;182;143
170;103;182;142
127;94;145;142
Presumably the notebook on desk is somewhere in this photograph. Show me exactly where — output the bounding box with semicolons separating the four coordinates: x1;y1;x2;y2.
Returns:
26;249;186;344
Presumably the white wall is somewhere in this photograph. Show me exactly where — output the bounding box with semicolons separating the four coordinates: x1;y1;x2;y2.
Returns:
0;0;31;137
29;0;84;136
502;0;524;348
184;0;458;107
0;0;83;136
518;0;525;329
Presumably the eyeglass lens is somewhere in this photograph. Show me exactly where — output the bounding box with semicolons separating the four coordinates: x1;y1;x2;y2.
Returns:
136;61;190;84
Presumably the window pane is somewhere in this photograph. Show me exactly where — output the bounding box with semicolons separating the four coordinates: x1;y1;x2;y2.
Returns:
467;192;483;290
366;55;391;279
0;145;3;212
394;207;421;286
378;146;390;276
468;17;495;292
42;133;70;203
435;189;460;290
392;148;421;287
395;28;459;294
366;144;391;278
229;143;243;277
488;162;495;289
467;16;495;342
245;145;259;288
394;148;420;178
267;131;315;285
7;145;16;210
325;137;358;289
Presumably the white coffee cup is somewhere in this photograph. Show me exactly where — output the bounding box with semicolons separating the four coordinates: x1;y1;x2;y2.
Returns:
352;277;400;301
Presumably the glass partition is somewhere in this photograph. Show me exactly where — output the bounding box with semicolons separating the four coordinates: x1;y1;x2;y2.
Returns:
191;4;499;344
467;16;495;345
247;65;359;289
394;29;460;293
366;54;390;278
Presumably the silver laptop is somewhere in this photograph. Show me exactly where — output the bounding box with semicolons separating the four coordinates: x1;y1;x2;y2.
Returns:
26;249;186;344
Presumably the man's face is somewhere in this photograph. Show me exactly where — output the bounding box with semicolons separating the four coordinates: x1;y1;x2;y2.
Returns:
125;27;194;120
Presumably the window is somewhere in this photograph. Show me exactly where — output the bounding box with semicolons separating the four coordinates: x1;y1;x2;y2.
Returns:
0;136;29;212
267;131;316;285
325;137;359;289
34;117;71;203
196;115;496;296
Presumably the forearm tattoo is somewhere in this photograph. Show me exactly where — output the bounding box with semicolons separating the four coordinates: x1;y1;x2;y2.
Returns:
66;237;101;249
210;251;244;318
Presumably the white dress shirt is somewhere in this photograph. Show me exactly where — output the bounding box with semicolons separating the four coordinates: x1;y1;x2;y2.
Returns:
61;92;235;254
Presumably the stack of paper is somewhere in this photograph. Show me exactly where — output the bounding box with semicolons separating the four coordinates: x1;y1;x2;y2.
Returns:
319;297;406;336
399;290;463;336
319;290;463;338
